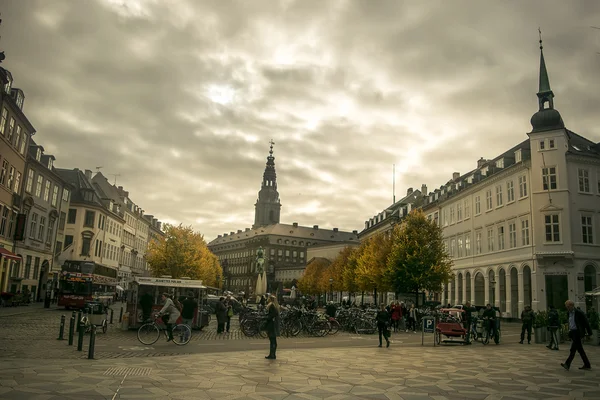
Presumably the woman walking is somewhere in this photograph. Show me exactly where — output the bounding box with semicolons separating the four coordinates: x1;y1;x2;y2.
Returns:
376;304;391;348
391;302;401;333
265;295;281;359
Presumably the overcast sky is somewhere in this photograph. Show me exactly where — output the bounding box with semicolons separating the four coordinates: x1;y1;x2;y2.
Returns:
2;0;599;240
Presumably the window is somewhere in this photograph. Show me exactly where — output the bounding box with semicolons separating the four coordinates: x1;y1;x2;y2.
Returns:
13;172;21;194
544;214;560;242
475;196;481;215
465;235;471;256
457;203;463;221
521;219;530;246
549;139;555;149
25;169;34;193
35;148;41;162
81;237;92;256
46;219;54;244
43;180;51;202
0;160;8;186
464;199;470;219
7;211;15;239
582;216;594;244
449;207;455;224
35;175;43;197
24;256;32;280
450;239;455;258
578;169;590;193
6;117;14;142
14;126;21;149
506;181;515;203
0;207;7;237
62;188;69;202
0;108;7;135
33;257;40;280
29;213;38;239
6;166;15;190
495;185;503;207
515;149;522;163
38;216;45;241
497;226;505;250
509;222;517;248
84;210;95;227
487;228;494;252
51;186;59;207
457;237;463;257
542;167;557;190
19;131;27;155
486;190;493;211
59;212;66;230
443;209;448;226
67;209;77;224
519;175;528;198
539;139;545;150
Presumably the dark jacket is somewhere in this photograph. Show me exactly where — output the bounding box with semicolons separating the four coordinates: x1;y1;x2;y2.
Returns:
464;306;476;324
215;301;228;323
482;308;496;320
521;309;534;325
181;298;197;320
571;308;592;336
376;310;390;327
547;309;559;328
266;303;281;337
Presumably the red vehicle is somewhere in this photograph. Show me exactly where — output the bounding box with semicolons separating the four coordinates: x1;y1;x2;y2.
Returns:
57;260;118;309
435;308;467;345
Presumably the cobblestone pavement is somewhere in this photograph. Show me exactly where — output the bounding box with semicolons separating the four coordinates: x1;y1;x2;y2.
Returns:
0;341;599;399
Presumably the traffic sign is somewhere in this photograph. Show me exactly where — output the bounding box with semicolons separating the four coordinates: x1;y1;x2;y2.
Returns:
423;317;435;333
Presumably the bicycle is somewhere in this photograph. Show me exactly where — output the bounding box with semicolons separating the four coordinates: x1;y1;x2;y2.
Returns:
137;314;191;345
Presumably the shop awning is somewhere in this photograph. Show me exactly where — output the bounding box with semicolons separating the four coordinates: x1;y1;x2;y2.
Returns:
585;287;600;297
0;247;21;261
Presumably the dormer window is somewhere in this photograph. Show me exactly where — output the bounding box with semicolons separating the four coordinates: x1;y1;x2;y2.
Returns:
515;149;522;163
4;72;12;94
549;139;555;149
481;166;488;176
36;148;42;162
48;159;53;169
496;159;504;169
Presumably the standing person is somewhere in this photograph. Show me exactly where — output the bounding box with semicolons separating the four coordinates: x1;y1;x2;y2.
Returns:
157;293;180;342
259;295;266;311
391;302;401;333
181;292;197;327
519;305;534;344
139;291;154;322
265;295;281;359
561;300;592;371
463;301;475;345
215;297;228;334
226;296;234;333
376;304;391;348
407;304;417;333
547;304;560;351
482;304;499;345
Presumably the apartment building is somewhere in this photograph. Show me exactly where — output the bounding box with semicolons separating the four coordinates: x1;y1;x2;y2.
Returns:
421;43;599;316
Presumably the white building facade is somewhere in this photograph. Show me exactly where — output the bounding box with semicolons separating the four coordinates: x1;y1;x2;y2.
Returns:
422;44;600;316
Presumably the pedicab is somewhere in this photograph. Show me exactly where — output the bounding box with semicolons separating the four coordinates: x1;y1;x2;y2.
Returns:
435;308;467;345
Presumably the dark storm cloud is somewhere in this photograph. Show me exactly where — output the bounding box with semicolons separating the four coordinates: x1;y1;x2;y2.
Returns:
1;0;599;240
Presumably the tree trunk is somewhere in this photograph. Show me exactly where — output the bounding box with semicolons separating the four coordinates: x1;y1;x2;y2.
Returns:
374;287;378;306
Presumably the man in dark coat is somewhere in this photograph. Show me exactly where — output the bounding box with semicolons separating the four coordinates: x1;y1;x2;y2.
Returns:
519;305;534;344
547;304;560;351
561;300;592;371
463;301;476;345
215;297;228;334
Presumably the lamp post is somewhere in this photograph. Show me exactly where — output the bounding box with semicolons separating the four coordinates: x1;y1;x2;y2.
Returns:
329;278;333;303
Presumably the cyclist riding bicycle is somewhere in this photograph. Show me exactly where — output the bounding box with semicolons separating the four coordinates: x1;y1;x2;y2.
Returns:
157;292;180;342
482;303;499;344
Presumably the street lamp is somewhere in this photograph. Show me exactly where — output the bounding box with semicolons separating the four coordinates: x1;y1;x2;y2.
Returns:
329;278;333;303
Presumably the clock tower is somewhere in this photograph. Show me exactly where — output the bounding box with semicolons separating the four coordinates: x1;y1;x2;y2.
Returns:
253;140;281;229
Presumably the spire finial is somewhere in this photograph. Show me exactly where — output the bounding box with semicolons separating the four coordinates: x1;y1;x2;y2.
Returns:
538;27;543;50
269;139;275;156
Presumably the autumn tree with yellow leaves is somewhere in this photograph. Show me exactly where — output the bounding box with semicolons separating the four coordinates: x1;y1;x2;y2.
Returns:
146;224;222;287
386;209;453;304
355;232;393;296
297;257;330;295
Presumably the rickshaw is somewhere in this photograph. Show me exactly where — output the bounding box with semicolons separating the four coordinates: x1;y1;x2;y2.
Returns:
435;308;467;345
80;301;109;333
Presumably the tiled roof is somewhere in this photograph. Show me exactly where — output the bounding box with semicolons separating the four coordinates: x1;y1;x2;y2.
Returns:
208;223;359;246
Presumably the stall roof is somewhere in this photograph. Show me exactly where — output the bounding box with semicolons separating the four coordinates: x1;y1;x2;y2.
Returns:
585;287;600;297
133;277;206;289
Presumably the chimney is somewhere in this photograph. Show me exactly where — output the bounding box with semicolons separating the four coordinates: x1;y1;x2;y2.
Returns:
333;228;338;232
293;222;298;228
477;157;487;168
156;221;161;230
421;184;427;195
313;225;318;229
245;228;250;232
224;233;228;237
452;172;460;181
84;169;92;180
230;232;234;235
217;235;222;238
352;230;358;234
237;230;242;234
406;188;413;196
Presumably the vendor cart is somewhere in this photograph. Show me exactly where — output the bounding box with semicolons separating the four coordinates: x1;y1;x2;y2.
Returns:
82;301;108;333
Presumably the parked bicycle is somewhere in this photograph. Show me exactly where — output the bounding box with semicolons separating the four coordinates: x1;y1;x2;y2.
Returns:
137;314;191;345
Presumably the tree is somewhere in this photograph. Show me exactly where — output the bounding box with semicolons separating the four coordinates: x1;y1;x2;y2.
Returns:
297;258;330;295
146;224;222;287
386;209;453;304
356;232;393;294
341;246;360;295
327;246;356;292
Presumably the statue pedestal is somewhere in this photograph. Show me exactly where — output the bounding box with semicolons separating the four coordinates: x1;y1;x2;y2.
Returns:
255;272;268;302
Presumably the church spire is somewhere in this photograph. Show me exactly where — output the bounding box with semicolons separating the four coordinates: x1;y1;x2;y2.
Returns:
536;28;554;110
253;139;281;229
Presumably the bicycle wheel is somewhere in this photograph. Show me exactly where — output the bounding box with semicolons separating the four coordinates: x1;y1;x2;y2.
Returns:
328;319;341;335
482;329;489;345
138;323;160;345
172;324;191;345
435;331;441;345
102;320;108;334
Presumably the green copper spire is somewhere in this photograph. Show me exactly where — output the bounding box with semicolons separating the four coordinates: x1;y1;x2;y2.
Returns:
536;29;554;111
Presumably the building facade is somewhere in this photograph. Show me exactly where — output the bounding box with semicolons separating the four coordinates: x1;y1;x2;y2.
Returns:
0;67;35;293
208;143;359;295
420;43;600;316
13;139;70;299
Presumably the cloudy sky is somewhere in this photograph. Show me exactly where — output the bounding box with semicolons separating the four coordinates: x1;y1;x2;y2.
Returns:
2;0;599;240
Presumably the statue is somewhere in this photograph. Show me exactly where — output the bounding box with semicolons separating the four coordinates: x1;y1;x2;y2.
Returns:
256;247;265;275
254;246;267;302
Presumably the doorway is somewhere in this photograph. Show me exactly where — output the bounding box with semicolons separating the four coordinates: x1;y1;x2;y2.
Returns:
545;275;568;310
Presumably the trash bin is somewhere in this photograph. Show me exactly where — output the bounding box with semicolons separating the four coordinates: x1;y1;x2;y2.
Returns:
198;310;210;329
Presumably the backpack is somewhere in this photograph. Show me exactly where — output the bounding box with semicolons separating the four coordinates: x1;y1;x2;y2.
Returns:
173;298;183;313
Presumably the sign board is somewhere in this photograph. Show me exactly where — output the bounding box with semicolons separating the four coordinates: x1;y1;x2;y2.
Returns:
421;316;436;347
134;276;205;288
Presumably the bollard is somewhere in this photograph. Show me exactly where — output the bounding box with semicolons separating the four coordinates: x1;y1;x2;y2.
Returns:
76;311;82;332
57;315;66;340
110;308;114;324
118;307;123;323
68;314;75;346
77;321;85;351
87;325;96;360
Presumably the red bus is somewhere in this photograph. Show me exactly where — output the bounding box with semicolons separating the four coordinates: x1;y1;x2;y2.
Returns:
57;260;118;309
